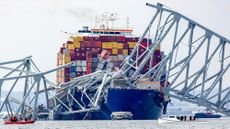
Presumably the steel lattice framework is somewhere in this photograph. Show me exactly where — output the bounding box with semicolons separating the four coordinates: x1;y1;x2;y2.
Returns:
121;3;230;116
0;56;72;119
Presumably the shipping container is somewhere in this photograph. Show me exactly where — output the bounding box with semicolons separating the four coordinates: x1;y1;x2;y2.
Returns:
57;34;161;83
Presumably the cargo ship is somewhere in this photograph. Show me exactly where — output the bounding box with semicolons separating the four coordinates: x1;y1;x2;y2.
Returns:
53;13;169;120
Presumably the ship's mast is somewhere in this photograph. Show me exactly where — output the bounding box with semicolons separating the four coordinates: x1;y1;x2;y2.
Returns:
94;12;117;29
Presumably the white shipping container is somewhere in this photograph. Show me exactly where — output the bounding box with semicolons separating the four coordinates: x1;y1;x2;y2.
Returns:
76;60;82;66
118;55;124;61
82;67;87;71
82;60;87;66
76;67;82;72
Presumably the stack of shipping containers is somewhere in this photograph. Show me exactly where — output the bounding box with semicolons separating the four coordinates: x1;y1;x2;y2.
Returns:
57;35;161;84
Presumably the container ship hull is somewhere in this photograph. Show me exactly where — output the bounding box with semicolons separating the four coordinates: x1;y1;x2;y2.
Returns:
53;88;163;120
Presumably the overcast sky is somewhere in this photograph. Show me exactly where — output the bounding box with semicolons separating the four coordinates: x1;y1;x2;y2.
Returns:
0;0;230;81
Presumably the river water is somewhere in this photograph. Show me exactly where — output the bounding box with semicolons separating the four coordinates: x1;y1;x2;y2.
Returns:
0;118;229;129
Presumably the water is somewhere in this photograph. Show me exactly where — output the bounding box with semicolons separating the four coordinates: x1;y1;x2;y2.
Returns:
0;118;229;129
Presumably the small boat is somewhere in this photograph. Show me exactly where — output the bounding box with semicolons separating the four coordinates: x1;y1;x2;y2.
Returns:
4;119;35;124
158;115;180;123
111;111;133;120
194;112;222;118
193;109;222;118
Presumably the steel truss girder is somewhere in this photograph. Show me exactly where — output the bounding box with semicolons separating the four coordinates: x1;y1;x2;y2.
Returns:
51;71;115;115
0;57;71;119
120;3;230;116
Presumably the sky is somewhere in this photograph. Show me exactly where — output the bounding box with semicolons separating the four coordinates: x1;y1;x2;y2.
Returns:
0;0;230;82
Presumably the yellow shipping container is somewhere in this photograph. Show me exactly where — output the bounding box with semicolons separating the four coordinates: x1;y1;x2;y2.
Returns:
117;43;123;49
74;42;80;48
112;49;118;55
68;44;75;50
102;42;107;48
128;42;136;48
107;42;113;48
64;56;71;63
123;49;128;55
156;44;161;50
71;36;83;42
70;78;74;81
112;42;117;48
102;42;113;48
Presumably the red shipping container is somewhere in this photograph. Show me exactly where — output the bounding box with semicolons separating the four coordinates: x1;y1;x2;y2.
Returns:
91;41;96;47
97;48;102;54
86;69;92;74
118;49;123;54
70;53;76;60
83;36;100;41
115;36;126;43
86;47;92;51
76;54;82;60
92;48;99;53
85;41;92;47
64;68;70;73
105;49;112;55
81;53;86;59
75;48;80;53
123;43;129;49
100;36;116;42
80;41;86;47
86;51;92;58
87;57;93;63
87;63;92;68
95;41;102;47
125;37;138;42
80;47;86;52
141;42;148;48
